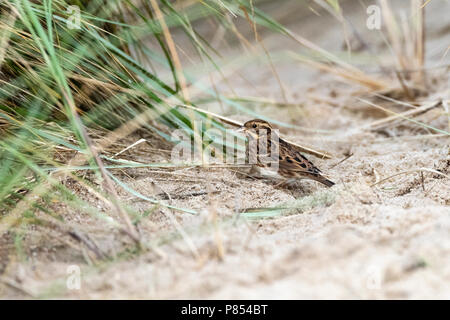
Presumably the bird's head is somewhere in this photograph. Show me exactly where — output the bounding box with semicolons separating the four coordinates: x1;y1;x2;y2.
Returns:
237;119;274;137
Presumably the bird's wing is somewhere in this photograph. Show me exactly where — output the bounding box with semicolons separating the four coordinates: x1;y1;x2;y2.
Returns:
278;142;322;175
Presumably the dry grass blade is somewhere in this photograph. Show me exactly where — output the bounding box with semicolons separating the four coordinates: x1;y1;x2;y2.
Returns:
177;103;333;159
288;51;390;90
149;0;188;101
162;207;200;260
371;93;419;109
371;167;450;187
395;70;414;101
225;95;302;107
412;0;426;84
442;99;450;131
68;230;106;260
77;120;141;246
0;10;16;67
359;98;443;131
242;2;288;103
380;0;407;70
111;138;146;159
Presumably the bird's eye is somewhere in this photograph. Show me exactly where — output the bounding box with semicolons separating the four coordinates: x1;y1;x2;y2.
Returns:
252;124;257;128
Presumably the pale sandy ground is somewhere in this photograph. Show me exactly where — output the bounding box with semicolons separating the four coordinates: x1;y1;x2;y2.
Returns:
1;0;449;299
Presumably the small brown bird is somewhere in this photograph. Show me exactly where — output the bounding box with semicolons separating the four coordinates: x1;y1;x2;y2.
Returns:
237;119;335;187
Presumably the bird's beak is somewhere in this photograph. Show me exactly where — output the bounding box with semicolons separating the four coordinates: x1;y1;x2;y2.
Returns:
235;126;246;133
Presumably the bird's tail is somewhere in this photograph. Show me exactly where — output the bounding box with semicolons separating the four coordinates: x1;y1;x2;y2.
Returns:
321;178;335;187
296;172;336;187
314;175;335;187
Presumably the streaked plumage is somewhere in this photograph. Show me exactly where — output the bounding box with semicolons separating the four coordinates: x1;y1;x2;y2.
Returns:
238;119;335;187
